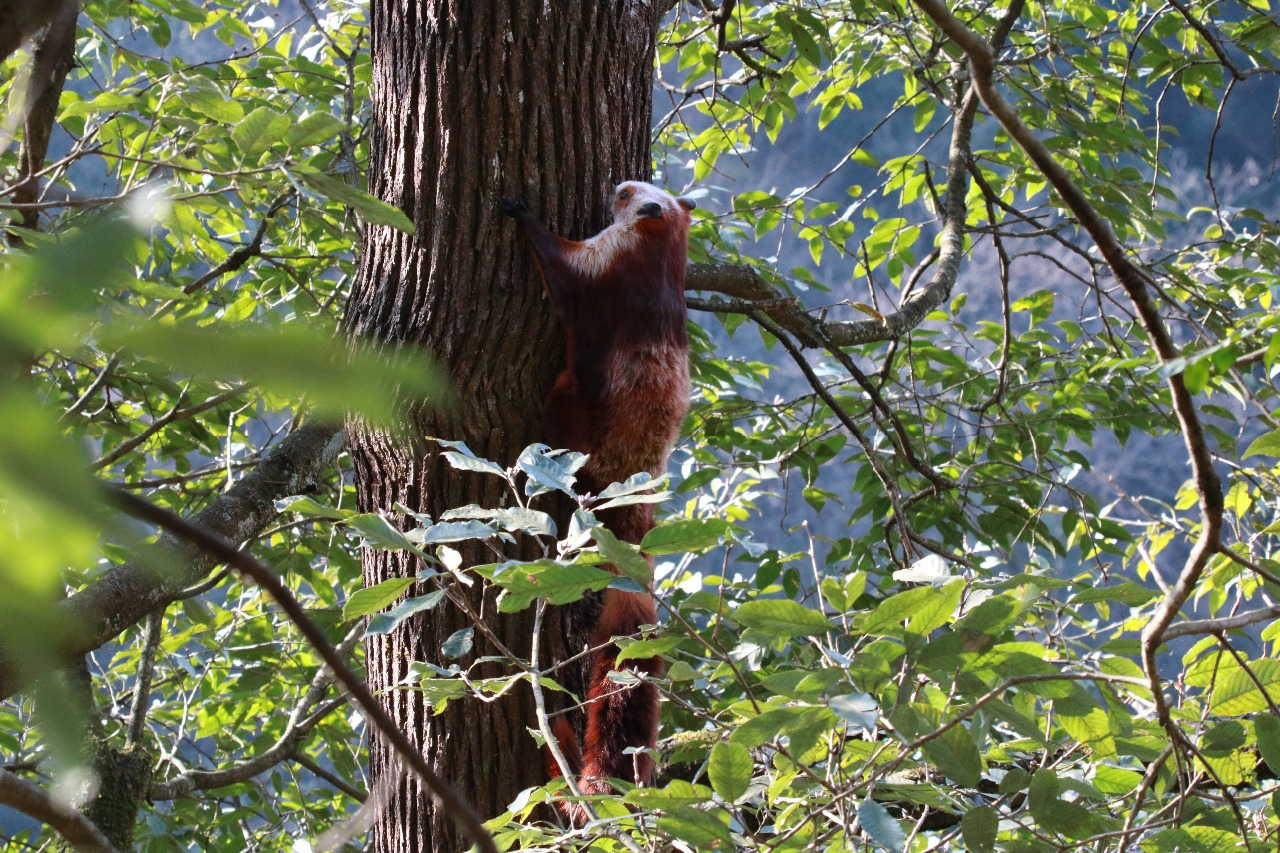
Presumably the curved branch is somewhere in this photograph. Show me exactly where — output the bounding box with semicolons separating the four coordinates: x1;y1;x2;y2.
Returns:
910;0;1224;729
106;487;497;853
0;421;346;701
684;71;975;350
0;768;120;853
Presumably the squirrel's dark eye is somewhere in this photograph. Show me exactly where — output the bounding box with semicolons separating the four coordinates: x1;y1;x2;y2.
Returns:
619;189;630;201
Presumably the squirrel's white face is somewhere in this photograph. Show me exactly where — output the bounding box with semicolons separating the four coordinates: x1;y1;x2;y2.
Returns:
611;181;696;228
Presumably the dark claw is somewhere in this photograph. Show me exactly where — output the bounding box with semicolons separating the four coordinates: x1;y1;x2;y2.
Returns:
500;197;530;218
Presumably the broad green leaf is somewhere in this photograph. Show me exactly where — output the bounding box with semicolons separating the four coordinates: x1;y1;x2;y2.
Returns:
960;805;997;853
655;806;735;850
495;562;614;612
441;627;474;659
102;322;446;425
285;112;347;149
857;798;906;852
346;514;420;552
615;636;683;665
921;720;983;788
1027;769;1095;839
406;520;498;545
232;106;291;161
293;167;416;234
593;524;651;584
275;495;354;520
1209;659;1280;715
708;742;752;803
735;599;832;638
343;577;415;620
624;779;712;810
1256;714;1280;773
1146;826;1249;853
640;518;729;554
364;589;448;635
1244;429;1280;458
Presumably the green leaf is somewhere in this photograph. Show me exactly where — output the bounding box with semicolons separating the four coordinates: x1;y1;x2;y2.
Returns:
494;562;614;612
857;798;906;852
921;719;983;788
1027;769;1094;839
293;167;415;234
625;779;712;810
275;495;353;520
346;514;420;552
862;584;950;635
735;599;833;638
1072;581;1159;606
960;805;997;853
731;705;835;749
1146;826;1249;853
184;84;243;124
101;322;446;425
517;445;583;495
407;520;498;545
441;627;474;659
285;112;347;149
364;589;447;635
1209;659;1280;715
708;742;752;803
593;524;651;585
1244;429;1280;459
440;505;556;537
231;106;291;161
433;440;511;479
655;806;735;850
615;636;683;665
1256;714;1280;773
640;518;729;554
343;577;415;620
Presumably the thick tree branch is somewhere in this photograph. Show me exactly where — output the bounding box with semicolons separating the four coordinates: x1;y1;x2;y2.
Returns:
1160;604;1280;641
107;487;497;853
684;69;974;350
911;0;1224;729
6;0;77;242
0;421;345;701
0;0;76;65
0;768;120;853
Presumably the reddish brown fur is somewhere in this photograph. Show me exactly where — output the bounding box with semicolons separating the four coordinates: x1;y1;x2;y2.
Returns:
503;182;694;824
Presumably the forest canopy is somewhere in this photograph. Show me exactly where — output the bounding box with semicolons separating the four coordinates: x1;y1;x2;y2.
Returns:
2;1;1280;851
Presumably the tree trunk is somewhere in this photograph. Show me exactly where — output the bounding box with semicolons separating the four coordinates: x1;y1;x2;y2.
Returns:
344;4;660;850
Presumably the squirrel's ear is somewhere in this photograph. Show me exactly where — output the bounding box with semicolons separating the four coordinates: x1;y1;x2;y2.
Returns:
676;196;696;211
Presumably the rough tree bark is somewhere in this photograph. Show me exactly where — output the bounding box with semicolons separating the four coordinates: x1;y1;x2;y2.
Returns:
343;4;662;850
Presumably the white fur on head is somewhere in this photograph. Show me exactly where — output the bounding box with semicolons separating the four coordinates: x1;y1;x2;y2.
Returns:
571;182;694;279
610;181;695;225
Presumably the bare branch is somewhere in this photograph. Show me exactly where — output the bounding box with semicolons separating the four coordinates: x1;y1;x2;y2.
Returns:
1160;604;1280;641
0;768;120;853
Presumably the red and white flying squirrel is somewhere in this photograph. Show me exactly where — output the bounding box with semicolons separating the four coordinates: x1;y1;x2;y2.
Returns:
500;181;695;823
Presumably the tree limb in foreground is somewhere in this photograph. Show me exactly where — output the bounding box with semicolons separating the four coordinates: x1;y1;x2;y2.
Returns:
106;487;498;853
0;767;120;853
0;421;345;701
